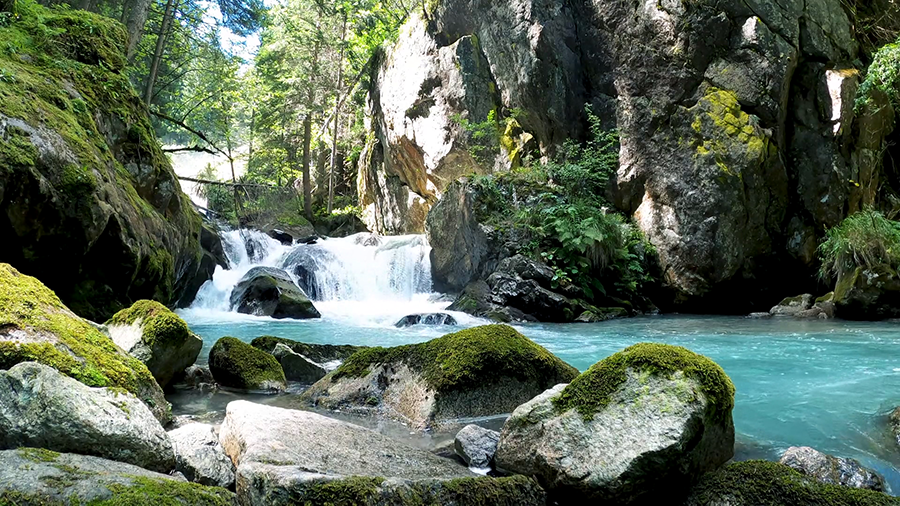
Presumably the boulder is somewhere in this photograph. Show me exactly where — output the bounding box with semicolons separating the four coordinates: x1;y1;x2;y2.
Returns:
250;335;364;367
0;362;174;473
268;229;293;245
395;313;458;327
219;401;545;505
208;337;287;392
0;264;170;423
494;343;735;503
180;364;216;389
0;449;235;504
302;324;578;430
486;271;584;323
890;407;900;449
575;307;629;323
686;461;897;505
454;424;500;470
106;299;203;389
271;343;327;383
279;244;340;301
447;280;538;323
779;446;886;491
770;294;814;316
169;423;235;488
833;265;900;320
230;266;320;319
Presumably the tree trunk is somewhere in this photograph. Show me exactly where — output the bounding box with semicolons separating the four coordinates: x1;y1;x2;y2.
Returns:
301;114;313;220
125;0;152;62
327;12;348;214
143;0;177;106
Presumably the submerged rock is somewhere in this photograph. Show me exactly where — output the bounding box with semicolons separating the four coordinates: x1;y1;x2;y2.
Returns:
494;343;735;504
455;424;500;470
0;264;170;423
106;300;203;389
219;401;544;505
779;446;886;491
271;343;327;383
301;324;578;430
229;266;320;319
169;423;235;489
395;312;458;327
686;461;897;505
0;449;235;504
0;362;175;472
250;335;364;366
209;337;286;392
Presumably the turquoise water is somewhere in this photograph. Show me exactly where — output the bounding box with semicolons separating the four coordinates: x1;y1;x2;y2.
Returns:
177;308;900;492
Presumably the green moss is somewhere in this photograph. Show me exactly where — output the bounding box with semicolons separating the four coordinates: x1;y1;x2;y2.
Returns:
688;461;899;506
332;325;578;393
106;300;190;348
88;476;234;505
17;447;60;463
296;477;384;506
209;337;286;390
439;475;545;505
0;264;162;410
552;342;734;423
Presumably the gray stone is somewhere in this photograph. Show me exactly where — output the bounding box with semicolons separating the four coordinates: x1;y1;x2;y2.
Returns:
395;313;458;327
779;446;886;491
454;424;500;469
770;294;814;316
271;343;327;383
250;335;364;367
0;362;175;473
0;449;235;504
169;423;235;488
230;266;320;319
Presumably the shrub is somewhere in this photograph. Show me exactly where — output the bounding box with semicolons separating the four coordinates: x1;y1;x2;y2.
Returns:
857;36;900;112
818;208;900;281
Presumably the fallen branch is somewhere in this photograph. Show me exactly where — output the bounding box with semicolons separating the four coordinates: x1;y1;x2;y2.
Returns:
150;109;231;160
177;176;273;188
163;145;219;155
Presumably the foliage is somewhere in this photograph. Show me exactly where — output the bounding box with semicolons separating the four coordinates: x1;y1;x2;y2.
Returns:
818;208;900;281
841;0;900;55
857;36;900;112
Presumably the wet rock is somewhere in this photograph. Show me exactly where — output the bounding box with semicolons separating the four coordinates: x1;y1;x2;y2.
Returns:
779;446;886;491
455;424;500;469
280;245;340;301
271;343;327;383
250;336;365;367
770;294;814;316
576;307;629;323
302;325;578;430
395;313;458;327
268;229;293;245
833;265;900;320
230;266;320;319
0;362;175;472
169;423;235;488
494;343;735;503
180;364;216;389
0;449;235;504
106;300;203;389
209;337;287;392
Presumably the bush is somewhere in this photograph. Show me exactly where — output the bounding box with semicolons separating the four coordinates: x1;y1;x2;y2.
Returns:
818;208;900;281
857;36;900;112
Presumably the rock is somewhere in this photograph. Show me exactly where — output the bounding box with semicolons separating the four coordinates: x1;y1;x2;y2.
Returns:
250;335;365;367
0;362;175;472
229;266;321;319
0;449;235;504
815;292;836;318
268;229;293;245
748;312;773;319
779;446;886;491
0;5;214;322
0;264;170;423
454;424;500;470
271;343;327;383
395;312;458;327
494;343;735;503
486;271;585;323
209;337;287;392
106;299;203;389
575;307;629;323
770;294;814;316
446;281;538;323
496;255;555;287
833;265;900;320
315;213;369;238
169;423;235;488
890;407;900;449
219;401;545;505
686;461;897;505
302;324;578;430
280;244;339;301
180;364;216;389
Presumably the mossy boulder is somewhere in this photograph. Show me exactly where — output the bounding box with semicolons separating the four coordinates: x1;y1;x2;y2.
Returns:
209;337;286;392
0;1;215;321
833;265;900;320
494;343;735;504
229;267;321;319
685;461;899;506
250;335;365;364
106;300;202;388
0;448;236;505
0;263;170;422
301;324;578;430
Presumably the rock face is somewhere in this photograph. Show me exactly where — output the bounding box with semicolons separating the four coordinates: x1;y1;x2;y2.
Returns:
0;449;235;505
271;343;327;383
0;264;170;423
395;312;458;327
779;446;886;491
302;325;578;430
455;424;500;470
686;461;897;505
494;343;735;503
219;401;545;506
169;423;236;488
106;299;203;388
0;362;175;473
0;4;216;321
229;266;321;319
209;337;287;392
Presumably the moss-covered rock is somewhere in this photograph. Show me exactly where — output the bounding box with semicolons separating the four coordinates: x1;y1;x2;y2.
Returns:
832;265;900;320
0;263;170;423
685;461;899;505
250;336;365;364
106;300;202;388
0;0;215;321
230;267;321;319
302;324;578;430
209;337;286;392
